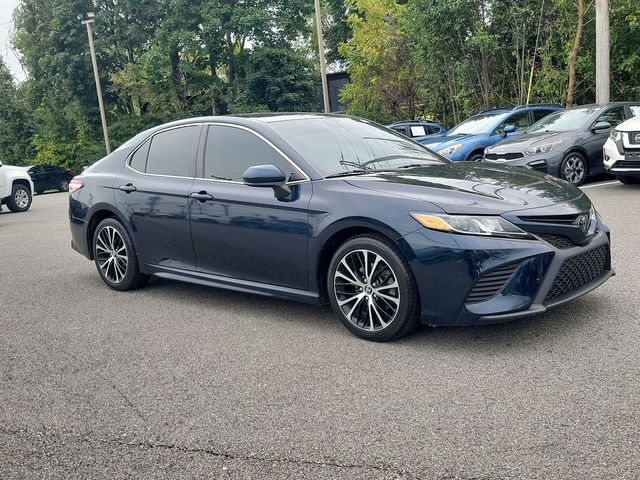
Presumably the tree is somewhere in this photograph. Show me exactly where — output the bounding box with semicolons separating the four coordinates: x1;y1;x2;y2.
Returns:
0;57;34;165
340;0;423;123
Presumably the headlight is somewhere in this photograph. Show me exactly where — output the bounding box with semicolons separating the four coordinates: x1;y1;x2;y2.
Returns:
437;143;463;155
609;130;621;141
524;140;563;156
410;213;532;239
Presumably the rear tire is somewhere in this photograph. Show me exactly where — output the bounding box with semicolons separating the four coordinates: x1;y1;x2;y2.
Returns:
327;234;420;342
93;218;149;291
6;184;32;212
616;175;640;185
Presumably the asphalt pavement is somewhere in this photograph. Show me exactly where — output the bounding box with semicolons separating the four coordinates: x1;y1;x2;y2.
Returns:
1;181;639;479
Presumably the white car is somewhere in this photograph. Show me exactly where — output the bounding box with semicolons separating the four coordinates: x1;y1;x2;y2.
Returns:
603;115;640;185
0;160;35;212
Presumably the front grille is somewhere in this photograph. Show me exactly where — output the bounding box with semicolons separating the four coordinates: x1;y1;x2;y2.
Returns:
485;152;524;160
518;213;583;224
545;244;609;301
628;132;640;145
466;262;521;304
538;234;576;249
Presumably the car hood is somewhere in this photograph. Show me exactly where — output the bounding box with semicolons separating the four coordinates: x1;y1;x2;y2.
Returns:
344;162;585;215
616;115;640;133
488;131;572;153
1;165;31;177
418;133;454;148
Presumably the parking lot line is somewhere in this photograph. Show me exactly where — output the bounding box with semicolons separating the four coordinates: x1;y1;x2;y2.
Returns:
580;180;620;189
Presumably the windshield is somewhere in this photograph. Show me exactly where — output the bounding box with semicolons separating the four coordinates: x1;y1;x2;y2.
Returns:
446;112;507;136
526;106;600;133
268;117;446;177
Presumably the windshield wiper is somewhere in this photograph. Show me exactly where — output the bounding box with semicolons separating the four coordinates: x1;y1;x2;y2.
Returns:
395;163;425;169
325;169;371;178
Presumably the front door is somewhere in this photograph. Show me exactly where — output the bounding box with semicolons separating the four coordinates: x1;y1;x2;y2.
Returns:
114;124;201;270
189;124;311;289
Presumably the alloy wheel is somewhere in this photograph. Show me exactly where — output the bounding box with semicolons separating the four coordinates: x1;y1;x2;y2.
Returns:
14;189;29;208
60;180;69;191
95;226;128;284
333;249;400;332
563;156;585;184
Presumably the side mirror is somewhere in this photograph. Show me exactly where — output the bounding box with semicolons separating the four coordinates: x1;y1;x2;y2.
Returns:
243;164;291;199
592;121;612;133
503;125;517;137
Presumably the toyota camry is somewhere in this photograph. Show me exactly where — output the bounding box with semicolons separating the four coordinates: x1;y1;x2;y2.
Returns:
69;114;613;341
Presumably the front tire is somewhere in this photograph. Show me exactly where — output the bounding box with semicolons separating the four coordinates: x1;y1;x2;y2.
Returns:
6;184;32;212
616;175;640;185
93;218;149;291
560;152;588;186
467;151;484;162
58;179;70;192
327;234;420;342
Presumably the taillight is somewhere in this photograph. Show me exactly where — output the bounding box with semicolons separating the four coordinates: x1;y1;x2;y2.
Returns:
69;179;84;193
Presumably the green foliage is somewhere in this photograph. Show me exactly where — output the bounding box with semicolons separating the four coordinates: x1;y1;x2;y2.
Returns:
4;0;640;171
0;58;34;165
8;0;318;168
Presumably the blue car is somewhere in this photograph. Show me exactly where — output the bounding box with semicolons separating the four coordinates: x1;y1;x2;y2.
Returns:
418;105;562;162
386;121;447;139
69;114;612;341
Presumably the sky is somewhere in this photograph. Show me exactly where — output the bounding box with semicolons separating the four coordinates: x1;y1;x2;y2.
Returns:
0;0;25;81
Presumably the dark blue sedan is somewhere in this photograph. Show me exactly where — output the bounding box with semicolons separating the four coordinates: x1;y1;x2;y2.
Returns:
69;114;613;341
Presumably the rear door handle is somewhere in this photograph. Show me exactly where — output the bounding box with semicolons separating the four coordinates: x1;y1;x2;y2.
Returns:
119;183;137;193
190;191;214;202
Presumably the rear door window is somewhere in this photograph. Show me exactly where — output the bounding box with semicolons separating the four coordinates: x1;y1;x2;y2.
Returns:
129;140;150;173
145;126;199;177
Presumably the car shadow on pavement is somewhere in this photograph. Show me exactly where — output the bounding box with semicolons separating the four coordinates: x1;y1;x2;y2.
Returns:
136;275;603;350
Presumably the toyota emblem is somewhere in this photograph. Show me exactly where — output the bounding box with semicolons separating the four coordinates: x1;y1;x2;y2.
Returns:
577;213;589;234
635;133;640;144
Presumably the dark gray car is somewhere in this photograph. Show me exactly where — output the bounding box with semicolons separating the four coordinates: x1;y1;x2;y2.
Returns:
483;102;640;185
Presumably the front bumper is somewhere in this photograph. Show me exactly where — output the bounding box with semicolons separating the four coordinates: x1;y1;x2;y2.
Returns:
603;136;640;177
483;150;565;177
402;224;612;327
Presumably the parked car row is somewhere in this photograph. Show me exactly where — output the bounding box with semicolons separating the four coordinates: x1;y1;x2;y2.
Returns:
392;102;640;186
0;163;75;213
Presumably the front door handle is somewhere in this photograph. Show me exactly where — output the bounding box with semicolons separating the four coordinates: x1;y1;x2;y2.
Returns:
190;191;214;202
119;183;137;193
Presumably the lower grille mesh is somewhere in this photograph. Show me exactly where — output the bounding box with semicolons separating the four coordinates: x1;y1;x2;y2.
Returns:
466;262;520;304
545;244;609;301
538;234;576;249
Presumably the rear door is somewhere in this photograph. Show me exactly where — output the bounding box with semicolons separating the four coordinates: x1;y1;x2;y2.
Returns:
188;124;311;289
113;124;201;270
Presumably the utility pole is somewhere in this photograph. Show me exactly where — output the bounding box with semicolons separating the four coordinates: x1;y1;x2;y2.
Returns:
314;0;330;113
595;0;610;104
78;12;111;154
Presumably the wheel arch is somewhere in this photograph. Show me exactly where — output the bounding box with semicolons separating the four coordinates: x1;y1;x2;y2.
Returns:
12;178;32;193
465;147;486;161
85;204;137;261
313;219;408;302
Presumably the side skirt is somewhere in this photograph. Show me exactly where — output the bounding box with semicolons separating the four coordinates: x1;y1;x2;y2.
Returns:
146;264;322;305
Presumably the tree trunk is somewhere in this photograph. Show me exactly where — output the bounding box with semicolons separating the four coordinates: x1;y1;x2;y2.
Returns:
566;0;585;107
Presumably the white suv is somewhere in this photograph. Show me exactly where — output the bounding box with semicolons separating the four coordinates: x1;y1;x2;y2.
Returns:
0;160;35;212
603;115;640;185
